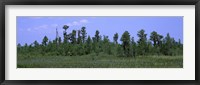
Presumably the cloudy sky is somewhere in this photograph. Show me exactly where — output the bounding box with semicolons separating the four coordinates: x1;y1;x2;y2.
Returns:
17;16;183;45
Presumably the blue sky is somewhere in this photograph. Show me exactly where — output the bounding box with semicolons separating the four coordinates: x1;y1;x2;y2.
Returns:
17;16;183;45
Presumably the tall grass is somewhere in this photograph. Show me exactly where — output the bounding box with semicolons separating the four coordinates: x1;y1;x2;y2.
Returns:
17;53;183;68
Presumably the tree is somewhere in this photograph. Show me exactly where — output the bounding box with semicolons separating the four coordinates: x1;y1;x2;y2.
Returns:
42;36;48;46
17;43;21;47
113;33;119;44
146;40;153;55
150;31;163;55
103;35;111;54
86;36;92;54
94;30;100;55
71;30;77;44
178;39;182;47
137;29;147;43
77;30;82;44
81;27;87;43
120;31;131;57
165;33;172;47
33;40;39;47
137;29;147;55
58;37;62;45
86;36;91;44
150;31;158;46
63;25;69;32
24;43;28;47
95;30;100;42
63;25;69;43
131;37;136;57
17;43;22;53
150;31;163;46
67;33;72;42
157;34;163;46
162;33;173;55
17;27;183;58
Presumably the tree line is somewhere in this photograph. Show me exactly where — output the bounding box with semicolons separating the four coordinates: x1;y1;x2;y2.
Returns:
17;25;183;57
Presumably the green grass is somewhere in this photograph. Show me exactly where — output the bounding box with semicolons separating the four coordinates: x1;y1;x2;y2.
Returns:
17;53;183;68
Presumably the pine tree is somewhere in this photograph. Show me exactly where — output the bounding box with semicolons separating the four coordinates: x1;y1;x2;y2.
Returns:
71;30;77;44
33;40;39;47
81;27;87;44
77;30;82;44
137;29;147;56
113;33;118;44
63;25;69;43
120;31;131;57
86;36;92;54
42;36;48;46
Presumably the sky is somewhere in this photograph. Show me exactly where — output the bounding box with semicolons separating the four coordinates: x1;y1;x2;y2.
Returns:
17;16;183;45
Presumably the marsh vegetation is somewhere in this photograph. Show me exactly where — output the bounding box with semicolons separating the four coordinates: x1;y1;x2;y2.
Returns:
17;25;183;68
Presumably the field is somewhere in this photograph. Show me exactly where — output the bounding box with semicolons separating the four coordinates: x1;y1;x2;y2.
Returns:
17;53;183;68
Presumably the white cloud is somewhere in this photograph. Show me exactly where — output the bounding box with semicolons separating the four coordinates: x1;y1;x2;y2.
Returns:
72;21;79;25
66;23;72;26
80;19;88;23
34;24;48;30
64;19;89;27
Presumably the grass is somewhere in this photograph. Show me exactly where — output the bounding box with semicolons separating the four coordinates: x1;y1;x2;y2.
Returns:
17;53;183;68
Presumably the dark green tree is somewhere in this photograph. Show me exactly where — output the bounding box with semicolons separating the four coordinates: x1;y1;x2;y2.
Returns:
95;30;100;42
130;37;136;57
86;36;92;54
113;33;119;44
162;33;173;55
137;29;147;56
33;40;39;47
150;31;163;55
150;31;158;46
157;34;163;46
58;37;62;45
94;30;100;55
63;25;69;43
17;43;21;47
120;31;131;57
24;43;28;47
42;36;48;46
103;35;111;54
81;27;87;43
71;30;77;44
77;30;82;44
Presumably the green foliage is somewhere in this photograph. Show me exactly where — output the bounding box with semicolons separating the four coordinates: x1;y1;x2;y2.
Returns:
58;37;62;45
63;25;69;43
150;31;158;46
17;43;21;47
120;31;131;57
18;25;183;68
130;37;136;57
63;25;69;31
86;36;92;54
33;40;39;47
95;30;100;42
113;33;118;44
81;27;87;43
71;30;77;44
137;29;147;56
77;30;82;44
42;36;48;46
